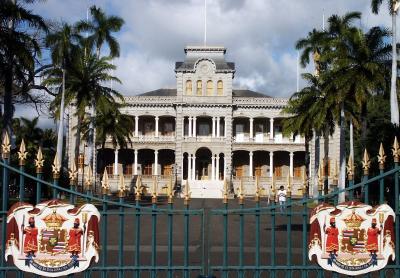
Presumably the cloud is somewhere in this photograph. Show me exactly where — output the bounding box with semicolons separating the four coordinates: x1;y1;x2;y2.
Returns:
31;0;389;100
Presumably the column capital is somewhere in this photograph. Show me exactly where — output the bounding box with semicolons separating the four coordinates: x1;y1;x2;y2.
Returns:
135;115;139;119
249;117;254;122
134;149;138;154
155;116;159;119
270;151;274;156
154;150;158;154
249;151;253;156
289;151;294;157
270;117;274;122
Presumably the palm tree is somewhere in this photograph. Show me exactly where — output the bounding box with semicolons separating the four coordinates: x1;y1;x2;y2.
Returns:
42;48;124;164
371;0;400;125
0;0;47;135
81;100;134;149
46;22;81;164
77;5;124;58
283;74;322;196
76;5;124;176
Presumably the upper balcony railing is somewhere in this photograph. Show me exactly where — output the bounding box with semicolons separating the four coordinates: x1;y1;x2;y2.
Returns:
233;133;305;144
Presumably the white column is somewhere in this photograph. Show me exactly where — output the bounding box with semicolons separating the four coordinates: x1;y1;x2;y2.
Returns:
211;154;215;180
134;149;138;175
188;154;192;180
154;150;158;175
192;156;196;180
270;118;274;141
224;117;227;138
188;117;192;138
217;117;220;137
249;118;254;140
113;148;118;175
223;156;226;180
269;152;274;177
212;117;216;137
193;116;197;137
289;152;294;177
135;116;139;137
216;154;220;180
155;116;159;137
249;151;253;177
182;117;185;137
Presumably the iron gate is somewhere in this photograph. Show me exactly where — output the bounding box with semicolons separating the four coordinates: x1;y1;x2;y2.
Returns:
0;136;400;277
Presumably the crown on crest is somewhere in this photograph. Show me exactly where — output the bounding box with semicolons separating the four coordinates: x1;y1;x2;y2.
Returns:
343;210;365;229
42;209;67;230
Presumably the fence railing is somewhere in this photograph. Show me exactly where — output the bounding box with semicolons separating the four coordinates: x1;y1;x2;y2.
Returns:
0;134;400;277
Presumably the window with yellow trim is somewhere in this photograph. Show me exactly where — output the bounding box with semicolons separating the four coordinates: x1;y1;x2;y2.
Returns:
197;80;202;95
206;80;213;95
185;80;192;95
217;80;223;95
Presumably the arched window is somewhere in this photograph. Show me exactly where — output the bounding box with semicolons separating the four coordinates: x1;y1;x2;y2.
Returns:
217;80;223;95
197;80;202;96
206;80;213;96
185;80;192;95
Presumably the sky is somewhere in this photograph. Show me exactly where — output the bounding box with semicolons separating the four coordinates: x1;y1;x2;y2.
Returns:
17;0;390;126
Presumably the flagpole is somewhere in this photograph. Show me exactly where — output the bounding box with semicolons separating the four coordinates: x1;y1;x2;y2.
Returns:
56;68;65;168
204;0;207;46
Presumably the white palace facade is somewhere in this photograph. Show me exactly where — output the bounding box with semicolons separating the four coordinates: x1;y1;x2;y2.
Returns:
68;46;340;198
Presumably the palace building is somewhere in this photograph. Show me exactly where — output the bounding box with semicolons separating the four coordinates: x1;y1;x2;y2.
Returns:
68;46;340;198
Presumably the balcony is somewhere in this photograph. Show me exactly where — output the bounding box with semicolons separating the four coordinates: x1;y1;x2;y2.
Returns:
233;133;305;144
183;136;225;142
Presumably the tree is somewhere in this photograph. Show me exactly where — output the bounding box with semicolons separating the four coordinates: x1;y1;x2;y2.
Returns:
76;5;124;176
77;5;124;58
42;48;124;164
0;0;47;135
371;0;400;125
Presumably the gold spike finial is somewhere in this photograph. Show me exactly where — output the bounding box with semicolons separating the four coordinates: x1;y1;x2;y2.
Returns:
134;176;143;201
101;169;110;195
151;176;158;203
69;161;78;185
35;147;44;173
237;177;245;204
362;149;371;176
2;131;11;159
222;179;229;204
18;139;28;165
393;137;400;163
167;176;174;204
118;174;126;198
378;143;386;170
317;161;323;192
52;152;61;179
184;180;191;205
347;155;354;180
332;160;338;186
84;165;93;191
302;167;307;196
286;172;292;198
255;176;261;202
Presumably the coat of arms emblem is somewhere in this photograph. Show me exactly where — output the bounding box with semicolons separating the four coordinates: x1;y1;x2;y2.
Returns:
308;201;395;276
4;200;100;277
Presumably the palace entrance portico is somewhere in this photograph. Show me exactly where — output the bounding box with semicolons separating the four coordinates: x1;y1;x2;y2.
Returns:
182;147;225;198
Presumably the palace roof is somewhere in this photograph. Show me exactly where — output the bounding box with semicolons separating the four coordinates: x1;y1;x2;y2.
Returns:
137;89;270;98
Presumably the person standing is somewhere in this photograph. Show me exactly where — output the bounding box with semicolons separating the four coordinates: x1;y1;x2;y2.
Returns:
366;218;382;255
23;217;38;257
68;218;83;257
325;217;339;256
277;185;287;212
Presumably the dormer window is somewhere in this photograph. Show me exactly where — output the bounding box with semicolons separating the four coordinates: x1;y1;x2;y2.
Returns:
217;80;223;95
206;80;213;96
197;80;202;96
186;80;192;95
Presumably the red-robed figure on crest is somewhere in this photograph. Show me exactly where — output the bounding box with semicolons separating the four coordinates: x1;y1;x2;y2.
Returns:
325;217;339;254
68;218;83;256
366;218;382;254
23;217;38;256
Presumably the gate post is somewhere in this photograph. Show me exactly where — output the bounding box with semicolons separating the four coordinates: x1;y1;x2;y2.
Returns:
1;132;10;277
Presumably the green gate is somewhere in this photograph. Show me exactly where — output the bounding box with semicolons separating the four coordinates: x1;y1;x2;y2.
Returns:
1;134;400;277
